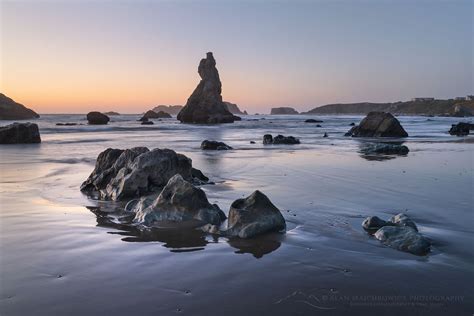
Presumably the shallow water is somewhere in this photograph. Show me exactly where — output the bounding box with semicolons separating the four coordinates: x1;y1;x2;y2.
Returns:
1;114;473;315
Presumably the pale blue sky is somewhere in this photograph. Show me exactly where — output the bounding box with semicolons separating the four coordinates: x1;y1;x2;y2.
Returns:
1;0;472;113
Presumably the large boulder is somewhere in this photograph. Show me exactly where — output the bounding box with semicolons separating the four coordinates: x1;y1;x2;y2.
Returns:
0;93;40;120
270;107;299;115
0;122;41;144
200;140;232;150
81;147;208;200
131;174;226;226
449;122;474;136
177;52;237;124
86;112;110;125
226;190;286;238
346;112;408;137
263;134;300;145
362;213;430;255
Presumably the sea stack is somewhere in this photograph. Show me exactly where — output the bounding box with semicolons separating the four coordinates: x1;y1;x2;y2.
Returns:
177;52;237;124
0;93;40;120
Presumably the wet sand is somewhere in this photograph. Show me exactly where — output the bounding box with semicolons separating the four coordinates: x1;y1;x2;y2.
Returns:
0;114;473;315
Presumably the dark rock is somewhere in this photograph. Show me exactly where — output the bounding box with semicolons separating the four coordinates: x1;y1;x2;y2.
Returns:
200;140;233;150
389;213;418;231
374;226;430;255
263;134;300;145
141;120;154;125
305;119;323;123
177;52;236;124
349;122;356;126
323;133;328;138
152;105;183;115
56;123;78;126
0;122;41;144
360;143;409;155
225;190;286;238
132;174;226;226
250;141;256;144
362;216;389;233
86;112;110;125
233;115;242;121
140;110;171;121
0;93;39;120
270;107;299;115
80;147;208;200
449;122;474;136
223;101;247;115
345;112;408;137
316;124;322;127
191;167;209;182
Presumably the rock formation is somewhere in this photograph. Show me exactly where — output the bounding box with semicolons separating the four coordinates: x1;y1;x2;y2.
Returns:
86;112;110;125
345;112;408;137
177;52;238;124
0;122;41;144
359;143;409;155
270;107;299;115
225;190;286;238
200;140;233;150
449;122;474;136
130;174;226;226
223;101;247;115
362;213;430;255
80;147;208;200
0;93;40;120
263;134;300;145
140;110;171;121
152;105;183;116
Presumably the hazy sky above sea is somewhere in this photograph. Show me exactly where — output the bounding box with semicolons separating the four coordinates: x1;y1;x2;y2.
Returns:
1;0;472;114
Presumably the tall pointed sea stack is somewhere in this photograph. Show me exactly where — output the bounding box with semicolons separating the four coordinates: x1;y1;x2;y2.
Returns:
177;52;237;124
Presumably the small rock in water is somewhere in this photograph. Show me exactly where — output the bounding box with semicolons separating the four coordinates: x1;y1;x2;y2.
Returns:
349;122;356;126
263;134;300;145
141;120;154;125
449;122;473;136
200;140;232;150
323;133;328;138
305;119;323;123
250;141;256;144
86;111;109;125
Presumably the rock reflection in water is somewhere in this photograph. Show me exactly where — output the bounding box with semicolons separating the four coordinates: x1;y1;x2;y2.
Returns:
358;141;409;161
87;206;282;258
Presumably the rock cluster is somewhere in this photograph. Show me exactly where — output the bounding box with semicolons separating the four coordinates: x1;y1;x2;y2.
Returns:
263;134;300;145
0;93;40;120
140;110;171;121
87;112;110;125
449;122;474;136
81;147;207;200
177;52;238;124
362;213;431;255
345;112;408;137
360;143;409;155
0;122;41;144
201;140;233;150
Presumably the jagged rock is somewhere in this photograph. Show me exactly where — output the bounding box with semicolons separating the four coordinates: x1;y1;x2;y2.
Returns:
449;122;474;136
223;101;247;115
270;107;298;115
200;140;232;150
360;143;409;155
345;112;408;137
374;226;430;255
152;105;183;115
0;122;41;144
362;213;430;255
263;134;300;145
0;93;40;120
177;52;236;124
191;167;209;183
80;147;207;200
225;190;286;238
140;110;171;121
86;112;110;125
305;119;323;123
131;174;226;226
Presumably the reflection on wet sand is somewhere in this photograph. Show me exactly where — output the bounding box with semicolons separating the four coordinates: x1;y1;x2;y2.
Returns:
87;206;282;258
357;141;409;161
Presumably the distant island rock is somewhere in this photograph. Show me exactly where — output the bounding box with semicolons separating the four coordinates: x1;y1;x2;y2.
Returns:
270;107;299;115
86;112;110;125
304;99;474;116
104;111;120;116
223;101;248;115
177;52;238;124
140;110;172;121
0;93;40;120
0;122;41;144
152;105;183;116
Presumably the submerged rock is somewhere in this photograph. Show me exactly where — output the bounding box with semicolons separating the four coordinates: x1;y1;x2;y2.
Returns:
263;134;300;145
132;174;226;226
177;52;237;124
226;190;286;238
86;112;110;125
305;119;323;123
0;93;40;120
81;147;208;200
345;112;408;137
360;143;409;155
0;122;41;144
200;140;233;150
449;122;474;136
362;213;430;255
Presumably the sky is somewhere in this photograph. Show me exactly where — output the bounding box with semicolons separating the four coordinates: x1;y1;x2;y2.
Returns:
0;0;472;114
